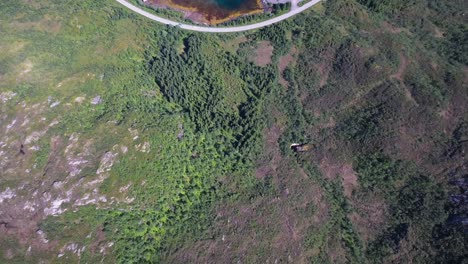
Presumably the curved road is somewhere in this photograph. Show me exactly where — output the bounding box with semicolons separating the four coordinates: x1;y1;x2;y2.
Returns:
116;0;322;33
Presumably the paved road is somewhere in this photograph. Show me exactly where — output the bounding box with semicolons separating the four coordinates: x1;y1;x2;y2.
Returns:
116;0;322;33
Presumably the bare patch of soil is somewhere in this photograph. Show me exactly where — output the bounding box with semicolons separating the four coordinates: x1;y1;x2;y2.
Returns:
317;153;358;197
341;164;358;198
402;86;418;105
381;21;411;35
252;41;274;67
390;54;409;81
349;195;387;243
319;116;337;129
255;124;283;179
221;36;248;54
317;152;356;190
433;27;444;38
438;104;458;133
18;59;33;77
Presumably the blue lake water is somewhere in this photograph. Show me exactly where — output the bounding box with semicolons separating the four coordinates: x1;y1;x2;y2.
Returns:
212;0;248;9
172;0;261;16
148;0;262;23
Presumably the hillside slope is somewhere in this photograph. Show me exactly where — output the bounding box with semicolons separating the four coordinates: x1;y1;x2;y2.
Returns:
0;0;466;263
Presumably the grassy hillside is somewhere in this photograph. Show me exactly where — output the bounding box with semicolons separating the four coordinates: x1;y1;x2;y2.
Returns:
0;0;466;263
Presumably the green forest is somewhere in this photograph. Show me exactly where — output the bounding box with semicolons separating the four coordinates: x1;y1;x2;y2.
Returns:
0;0;466;263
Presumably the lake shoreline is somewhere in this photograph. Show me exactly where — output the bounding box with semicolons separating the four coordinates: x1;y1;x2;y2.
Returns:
141;0;267;25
